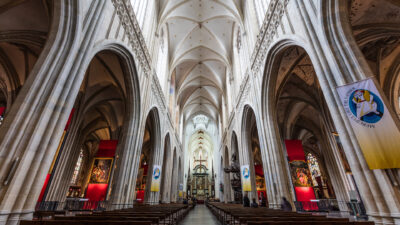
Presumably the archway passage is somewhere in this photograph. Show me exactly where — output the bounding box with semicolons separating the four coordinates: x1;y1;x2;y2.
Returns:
135;110;160;203
250;124;268;206
266;46;352;211
41;49;135;207
242;107;268;206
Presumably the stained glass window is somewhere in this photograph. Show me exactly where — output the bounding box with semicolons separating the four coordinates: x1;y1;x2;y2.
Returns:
307;153;321;187
71;149;83;185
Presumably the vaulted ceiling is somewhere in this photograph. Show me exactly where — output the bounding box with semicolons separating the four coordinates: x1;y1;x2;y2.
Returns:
158;0;243;122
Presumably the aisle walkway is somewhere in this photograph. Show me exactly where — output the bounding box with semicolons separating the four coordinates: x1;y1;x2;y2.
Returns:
180;204;221;225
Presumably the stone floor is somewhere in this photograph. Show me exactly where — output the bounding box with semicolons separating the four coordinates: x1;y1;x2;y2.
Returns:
180;204;221;225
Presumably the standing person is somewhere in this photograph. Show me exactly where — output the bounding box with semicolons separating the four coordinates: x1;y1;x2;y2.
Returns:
192;197;197;207
280;197;292;211
260;192;267;207
243;193;250;207
251;198;259;208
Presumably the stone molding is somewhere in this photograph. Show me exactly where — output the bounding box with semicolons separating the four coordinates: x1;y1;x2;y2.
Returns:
236;71;251;112
250;0;289;73
151;72;167;112
112;0;151;76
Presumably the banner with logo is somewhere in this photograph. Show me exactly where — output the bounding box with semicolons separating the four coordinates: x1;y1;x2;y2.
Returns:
150;165;161;192
337;78;400;169
241;165;252;191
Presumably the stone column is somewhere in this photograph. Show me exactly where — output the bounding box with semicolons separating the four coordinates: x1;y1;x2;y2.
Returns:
45;98;85;201
256;107;295;209
0;1;108;224
319;125;351;211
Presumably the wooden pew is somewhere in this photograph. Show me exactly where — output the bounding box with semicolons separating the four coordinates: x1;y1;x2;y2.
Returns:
20;221;152;225
206;202;374;225
22;203;193;225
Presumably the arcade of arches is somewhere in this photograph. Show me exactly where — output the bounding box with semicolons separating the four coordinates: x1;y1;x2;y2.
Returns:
0;0;400;224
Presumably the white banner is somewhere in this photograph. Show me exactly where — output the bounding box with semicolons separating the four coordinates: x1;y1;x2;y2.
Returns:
241;165;251;191
150;165;161;192
337;78;400;169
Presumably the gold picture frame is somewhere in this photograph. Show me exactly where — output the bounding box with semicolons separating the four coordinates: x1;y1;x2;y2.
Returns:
88;157;114;184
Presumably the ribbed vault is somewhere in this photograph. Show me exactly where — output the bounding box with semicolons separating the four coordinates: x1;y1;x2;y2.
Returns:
159;0;243;122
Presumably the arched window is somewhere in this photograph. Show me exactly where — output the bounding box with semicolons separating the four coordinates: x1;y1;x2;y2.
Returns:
70;149;84;185
306;152;322;187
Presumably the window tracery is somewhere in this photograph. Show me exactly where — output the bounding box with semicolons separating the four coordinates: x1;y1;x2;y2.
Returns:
306;152;322;187
71;149;84;185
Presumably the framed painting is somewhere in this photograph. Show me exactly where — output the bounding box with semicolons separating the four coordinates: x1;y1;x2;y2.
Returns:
89;158;113;184
289;160;312;187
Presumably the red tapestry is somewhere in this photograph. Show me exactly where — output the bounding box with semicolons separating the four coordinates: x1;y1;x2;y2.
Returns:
64;108;75;130
86;183;108;202
254;165;264;177
37;174;50;202
136;190;145;203
85;140;118;202
0;107;5;116
285;140;317;210
96;140;118;157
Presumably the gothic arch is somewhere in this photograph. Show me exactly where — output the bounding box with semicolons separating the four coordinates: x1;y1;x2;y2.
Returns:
260;38;358;209
44;42;142;206
241;105;267;202
160;133;171;202
137;107;161;203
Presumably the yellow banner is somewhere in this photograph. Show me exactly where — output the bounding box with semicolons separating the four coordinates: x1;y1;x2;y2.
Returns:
150;165;161;192
241;165;252;191
337;78;400;169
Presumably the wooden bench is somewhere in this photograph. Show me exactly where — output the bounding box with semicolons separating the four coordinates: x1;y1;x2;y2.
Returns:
206;202;374;225
20;221;152;225
22;203;193;225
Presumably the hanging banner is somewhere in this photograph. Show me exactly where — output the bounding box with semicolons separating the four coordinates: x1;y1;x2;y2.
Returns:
150;165;162;192
337;78;400;169
241;165;251;191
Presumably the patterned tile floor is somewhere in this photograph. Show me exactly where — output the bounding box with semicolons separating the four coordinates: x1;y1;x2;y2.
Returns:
180;204;221;225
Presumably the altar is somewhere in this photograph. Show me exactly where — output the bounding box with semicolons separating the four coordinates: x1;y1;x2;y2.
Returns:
187;154;214;200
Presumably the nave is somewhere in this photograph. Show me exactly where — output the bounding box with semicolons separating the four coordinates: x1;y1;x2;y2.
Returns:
1;0;400;225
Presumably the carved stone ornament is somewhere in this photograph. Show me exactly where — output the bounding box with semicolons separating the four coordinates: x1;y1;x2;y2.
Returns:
250;0;289;73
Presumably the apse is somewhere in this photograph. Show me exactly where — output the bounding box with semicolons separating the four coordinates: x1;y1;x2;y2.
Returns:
183;114;220;201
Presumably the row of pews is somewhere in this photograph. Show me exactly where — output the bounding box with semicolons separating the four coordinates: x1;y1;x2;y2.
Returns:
207;202;374;225
21;203;193;225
